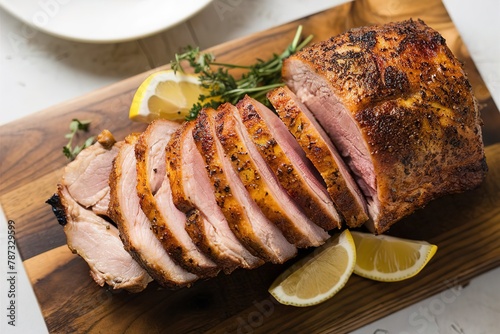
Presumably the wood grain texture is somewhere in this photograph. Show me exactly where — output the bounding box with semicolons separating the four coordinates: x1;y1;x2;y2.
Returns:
0;1;499;333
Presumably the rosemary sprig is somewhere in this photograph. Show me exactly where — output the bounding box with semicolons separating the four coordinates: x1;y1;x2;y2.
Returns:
63;119;95;160
171;25;313;120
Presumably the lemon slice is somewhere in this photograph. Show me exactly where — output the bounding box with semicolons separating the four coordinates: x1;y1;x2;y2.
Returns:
351;231;437;282
129;70;206;122
269;230;356;307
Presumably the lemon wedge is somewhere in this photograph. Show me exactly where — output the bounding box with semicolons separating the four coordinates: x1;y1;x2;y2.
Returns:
129;70;206;122
351;231;437;282
269;230;356;307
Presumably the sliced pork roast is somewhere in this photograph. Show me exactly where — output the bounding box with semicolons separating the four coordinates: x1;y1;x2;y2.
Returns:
108;134;198;287
135;120;219;277
166;121;263;273
268;87;369;228
193;108;297;263
49;20;488;292
48;130;152;292
62;130;122;216
47;185;152;292
215;103;329;247
236;95;343;231
283;19;487;233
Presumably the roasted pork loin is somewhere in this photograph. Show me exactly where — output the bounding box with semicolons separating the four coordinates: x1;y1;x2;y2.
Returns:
283;19;487;233
62;130;122;216
49;19;487;291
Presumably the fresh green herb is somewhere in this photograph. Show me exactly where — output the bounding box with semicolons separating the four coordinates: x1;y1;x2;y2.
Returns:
63;119;95;160
171;25;313;120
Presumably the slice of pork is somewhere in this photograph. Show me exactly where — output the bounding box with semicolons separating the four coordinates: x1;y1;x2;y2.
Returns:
283;20;487;233
267;87;369;227
62;129;122;216
236;95;342;231
166;122;263;273
47;185;152;292
108;134;198;287
135;120;219;277
193;108;297;263
135;119;177;195
215;103;329;248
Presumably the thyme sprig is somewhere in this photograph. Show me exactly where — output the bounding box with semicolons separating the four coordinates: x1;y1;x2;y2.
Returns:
63;119;95;160
171;25;313;120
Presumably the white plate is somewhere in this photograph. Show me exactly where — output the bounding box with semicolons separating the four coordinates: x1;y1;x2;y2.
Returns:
0;0;214;43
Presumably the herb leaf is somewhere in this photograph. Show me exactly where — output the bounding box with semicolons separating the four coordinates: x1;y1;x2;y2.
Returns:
63;119;95;160
170;25;313;120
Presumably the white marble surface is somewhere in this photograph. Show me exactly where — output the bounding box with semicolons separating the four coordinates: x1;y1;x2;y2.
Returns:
0;0;499;333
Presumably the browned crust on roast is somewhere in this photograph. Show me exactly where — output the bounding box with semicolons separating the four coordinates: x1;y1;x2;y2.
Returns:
135;122;219;277
286;19;449;112
215;103;325;247
285;19;487;233
236;96;341;230
268;87;369;227
193;109;280;262
165;121;242;272
357;99;487;232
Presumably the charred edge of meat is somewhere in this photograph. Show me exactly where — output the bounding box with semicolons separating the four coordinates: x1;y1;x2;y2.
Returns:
97;129;117;149
46;193;68;226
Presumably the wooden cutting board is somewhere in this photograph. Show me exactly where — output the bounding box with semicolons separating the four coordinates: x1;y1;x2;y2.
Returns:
1;0;499;333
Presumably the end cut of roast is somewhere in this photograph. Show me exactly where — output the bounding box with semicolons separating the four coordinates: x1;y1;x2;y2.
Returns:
283;19;487;233
48;130;153;292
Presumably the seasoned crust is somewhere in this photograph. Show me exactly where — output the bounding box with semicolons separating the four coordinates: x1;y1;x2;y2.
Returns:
284;19;487;233
215;103;328;247
193;108;296;264
193;109;271;260
268;87;369;227
135;120;219;277
166;121;262;272
237;96;342;230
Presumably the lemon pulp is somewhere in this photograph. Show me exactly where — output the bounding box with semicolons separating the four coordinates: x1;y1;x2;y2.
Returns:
129;70;206;122
269;229;356;307
351;231;437;282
